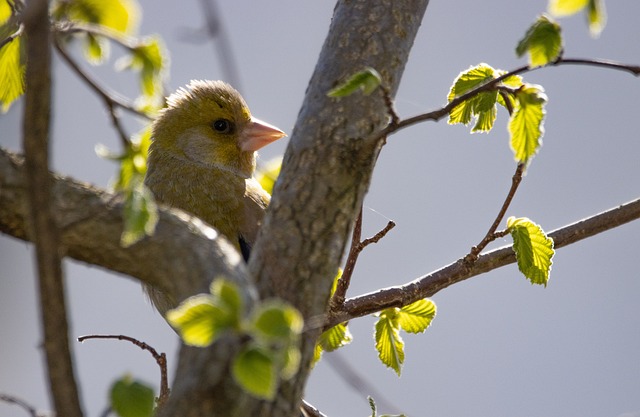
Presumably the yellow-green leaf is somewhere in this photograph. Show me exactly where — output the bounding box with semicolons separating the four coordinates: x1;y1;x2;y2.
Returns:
84;32;108;65
318;322;352;352
508;84;547;164
516;15;563;67
117;36;167;99
232;346;277;400
110;375;154;417
0;1;12;25
210;278;243;321
447;64;499;133
51;0;140;34
120;180;158;247
166;295;228;347
507;216;555;286
548;0;606;37
375;309;404;376
280;346;301;380
0;36;25;112
327;67;382;97
255;157;282;195
251;300;303;344
586;0;606;37
398;299;436;334
548;0;589;16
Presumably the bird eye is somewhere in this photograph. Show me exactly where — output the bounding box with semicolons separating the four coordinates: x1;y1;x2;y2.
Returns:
212;119;234;134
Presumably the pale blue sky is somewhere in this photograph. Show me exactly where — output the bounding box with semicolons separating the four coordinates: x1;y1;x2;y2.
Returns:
1;1;639;416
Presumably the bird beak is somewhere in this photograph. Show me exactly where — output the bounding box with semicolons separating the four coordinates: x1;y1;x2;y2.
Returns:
239;117;287;152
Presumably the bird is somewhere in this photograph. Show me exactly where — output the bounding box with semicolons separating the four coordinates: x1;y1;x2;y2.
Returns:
144;80;286;313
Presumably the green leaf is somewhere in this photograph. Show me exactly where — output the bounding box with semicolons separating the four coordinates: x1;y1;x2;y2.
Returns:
166;294;231;347
120;180;158;247
0;35;25;112
232;346;277;400
51;0;140;34
0;1;12;25
447;64;499;133
586;0;606;37
548;0;589;17
508;84;547;164
280;345;301;380
398;299;437;334
327;67;382;97
210;278;243;321
507;216;555;286
374;309;404;376
251;300;303;344
548;0;606;37
255;157;281;195
84;32;108;65
110;375;154;417
516;15;563;67
116;36;167;100
318;322;353;352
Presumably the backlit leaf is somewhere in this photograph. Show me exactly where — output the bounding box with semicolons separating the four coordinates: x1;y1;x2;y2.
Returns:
327;67;382;97
375;309;404;376
0;35;25;112
508;84;547;164
166;295;229;347
507;216;555;286
110;375;154;417
232;346;277;400
398;299;436;334
516;15;563;67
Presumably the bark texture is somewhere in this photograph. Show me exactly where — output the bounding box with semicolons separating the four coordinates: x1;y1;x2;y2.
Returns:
249;1;430;415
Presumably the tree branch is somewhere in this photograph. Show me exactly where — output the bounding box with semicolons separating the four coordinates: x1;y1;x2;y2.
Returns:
22;1;84;417
0;148;250;307
325;197;640;327
382;57;640;137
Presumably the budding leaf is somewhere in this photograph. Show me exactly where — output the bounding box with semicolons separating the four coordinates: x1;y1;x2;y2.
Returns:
110;375;154;417
166;295;230;347
0;35;25;112
232;346;277;400
516;15;563;67
508;84;547;164
447;64;498;133
507;216;555;286
548;0;606;37
398;299;437;334
375;309;404;376
328;67;382;97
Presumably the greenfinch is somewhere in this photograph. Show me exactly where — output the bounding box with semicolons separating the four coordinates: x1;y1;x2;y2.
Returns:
144;80;286;312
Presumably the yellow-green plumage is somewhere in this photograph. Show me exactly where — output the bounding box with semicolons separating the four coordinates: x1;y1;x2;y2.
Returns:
144;80;285;313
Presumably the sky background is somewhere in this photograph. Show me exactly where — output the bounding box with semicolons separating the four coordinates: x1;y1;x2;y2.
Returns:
1;1;640;416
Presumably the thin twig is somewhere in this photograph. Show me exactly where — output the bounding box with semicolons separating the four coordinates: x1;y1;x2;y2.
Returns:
466;163;525;262
78;334;171;407
0;393;43;417
330;207;395;310
325;197;640;328
52;35;148;119
380;57;640;138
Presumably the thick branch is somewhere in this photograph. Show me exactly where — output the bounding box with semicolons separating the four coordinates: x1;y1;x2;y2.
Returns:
0;149;250;306
248;1;430;415
326;197;640;327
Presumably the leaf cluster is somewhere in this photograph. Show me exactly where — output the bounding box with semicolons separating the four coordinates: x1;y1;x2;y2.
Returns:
166;278;303;400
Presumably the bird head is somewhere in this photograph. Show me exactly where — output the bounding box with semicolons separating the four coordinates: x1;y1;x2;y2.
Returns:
150;80;286;178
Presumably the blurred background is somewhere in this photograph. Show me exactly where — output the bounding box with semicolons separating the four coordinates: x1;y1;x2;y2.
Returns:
1;1;639;416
